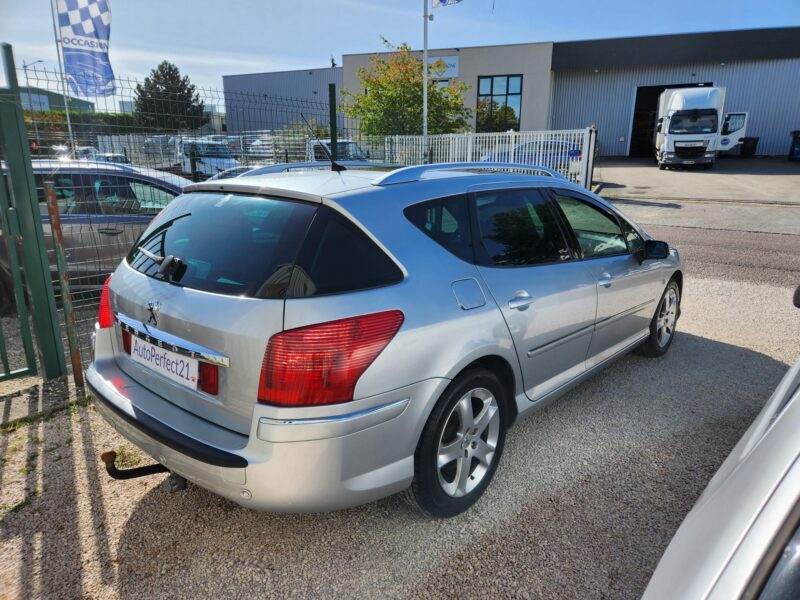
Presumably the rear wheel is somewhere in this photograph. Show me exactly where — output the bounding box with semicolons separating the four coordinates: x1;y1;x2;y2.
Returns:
637;280;680;358
404;368;507;518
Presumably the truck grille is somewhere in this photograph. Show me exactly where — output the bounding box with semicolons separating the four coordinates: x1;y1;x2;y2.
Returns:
675;146;705;159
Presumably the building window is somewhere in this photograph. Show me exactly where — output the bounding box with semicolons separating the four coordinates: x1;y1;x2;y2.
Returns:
476;75;522;132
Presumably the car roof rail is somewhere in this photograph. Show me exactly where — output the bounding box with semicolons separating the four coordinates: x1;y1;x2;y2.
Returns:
372;162;567;186
242;161;402;176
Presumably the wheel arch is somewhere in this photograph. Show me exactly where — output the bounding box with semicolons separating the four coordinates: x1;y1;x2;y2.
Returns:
452;354;520;427
671;269;683;295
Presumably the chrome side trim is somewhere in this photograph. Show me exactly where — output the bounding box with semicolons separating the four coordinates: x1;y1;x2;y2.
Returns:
259;398;409;427
115;312;230;368
373;162;565;186
527;323;594;358
594;298;655;331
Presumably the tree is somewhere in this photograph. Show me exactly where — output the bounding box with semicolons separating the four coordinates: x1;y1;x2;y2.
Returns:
134;61;207;131
341;40;471;136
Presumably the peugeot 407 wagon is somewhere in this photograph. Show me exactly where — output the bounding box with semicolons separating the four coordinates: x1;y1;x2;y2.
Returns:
87;162;683;518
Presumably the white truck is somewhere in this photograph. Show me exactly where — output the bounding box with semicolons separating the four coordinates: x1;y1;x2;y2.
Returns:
175;137;240;176
654;87;748;170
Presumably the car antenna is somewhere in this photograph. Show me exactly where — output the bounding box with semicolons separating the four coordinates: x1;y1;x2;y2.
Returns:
300;112;346;173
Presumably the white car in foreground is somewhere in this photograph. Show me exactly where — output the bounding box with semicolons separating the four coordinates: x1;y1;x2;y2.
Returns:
644;286;800;599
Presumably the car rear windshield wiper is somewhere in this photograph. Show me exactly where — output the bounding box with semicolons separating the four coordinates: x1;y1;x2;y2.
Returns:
136;246;187;282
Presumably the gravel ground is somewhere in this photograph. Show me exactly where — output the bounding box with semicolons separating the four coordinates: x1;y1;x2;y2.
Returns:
1;227;799;599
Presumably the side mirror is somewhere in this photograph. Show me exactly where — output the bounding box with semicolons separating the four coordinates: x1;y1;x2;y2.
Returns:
644;240;669;260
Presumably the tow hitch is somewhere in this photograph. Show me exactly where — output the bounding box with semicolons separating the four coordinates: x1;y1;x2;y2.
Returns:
100;450;168;480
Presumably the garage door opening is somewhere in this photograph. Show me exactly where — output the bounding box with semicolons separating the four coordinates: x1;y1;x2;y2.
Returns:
628;82;713;157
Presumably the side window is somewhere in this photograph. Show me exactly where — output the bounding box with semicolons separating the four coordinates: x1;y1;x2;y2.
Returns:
288;206;403;297
553;193;628;259
474;189;569;267
404;194;472;262
619;218;645;256
129;180;178;214
89;175;140;215
35;173;93;214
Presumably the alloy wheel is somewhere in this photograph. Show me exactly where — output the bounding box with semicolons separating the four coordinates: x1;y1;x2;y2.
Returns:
436;387;500;498
656;288;679;347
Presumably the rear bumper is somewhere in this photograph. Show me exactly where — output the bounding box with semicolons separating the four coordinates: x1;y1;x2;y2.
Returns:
88;326;446;512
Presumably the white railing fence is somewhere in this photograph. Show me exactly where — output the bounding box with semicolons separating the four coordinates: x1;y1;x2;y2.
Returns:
384;127;597;187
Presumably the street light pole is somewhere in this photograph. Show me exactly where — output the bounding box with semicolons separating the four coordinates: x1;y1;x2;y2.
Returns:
22;60;43;147
422;0;431;162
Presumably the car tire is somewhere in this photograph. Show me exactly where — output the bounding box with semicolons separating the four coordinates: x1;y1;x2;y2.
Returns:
403;368;508;518
704;163;713;170
637;279;680;358
658;162;666;170
0;269;16;317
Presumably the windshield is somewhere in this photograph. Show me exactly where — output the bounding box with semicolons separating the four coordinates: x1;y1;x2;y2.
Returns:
668;110;718;134
186;143;233;159
127;192;316;297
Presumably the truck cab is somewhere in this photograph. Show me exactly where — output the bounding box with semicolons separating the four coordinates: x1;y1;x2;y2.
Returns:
654;87;748;170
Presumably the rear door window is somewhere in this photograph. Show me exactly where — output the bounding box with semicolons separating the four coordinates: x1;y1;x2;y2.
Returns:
473;188;570;267
288;206;403;297
404;194;472;262
128;192;316;298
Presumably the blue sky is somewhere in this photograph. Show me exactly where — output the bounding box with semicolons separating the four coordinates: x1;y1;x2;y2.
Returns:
1;0;798;89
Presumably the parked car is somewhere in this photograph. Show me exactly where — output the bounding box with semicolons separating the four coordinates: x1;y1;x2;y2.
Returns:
306;138;369;161
0;160;190;313
244;138;274;160
481;140;583;175
87;162;682;517
88;152;131;164
644;285;800;599
207;165;262;180
143;135;175;156
176;139;240;176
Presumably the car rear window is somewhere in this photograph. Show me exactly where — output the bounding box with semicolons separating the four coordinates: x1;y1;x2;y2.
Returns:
287;206;403;297
404;195;472;263
127;192;316;297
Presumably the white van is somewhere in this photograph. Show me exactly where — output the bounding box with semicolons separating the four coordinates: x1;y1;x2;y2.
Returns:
177;138;240;176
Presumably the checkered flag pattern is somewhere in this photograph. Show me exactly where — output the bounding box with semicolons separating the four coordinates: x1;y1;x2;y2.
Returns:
58;0;111;40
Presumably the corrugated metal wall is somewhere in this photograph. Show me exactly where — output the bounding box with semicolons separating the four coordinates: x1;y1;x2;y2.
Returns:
551;58;800;156
223;67;342;132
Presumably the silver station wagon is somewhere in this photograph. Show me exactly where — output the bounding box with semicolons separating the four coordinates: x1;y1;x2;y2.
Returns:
87;162;683;517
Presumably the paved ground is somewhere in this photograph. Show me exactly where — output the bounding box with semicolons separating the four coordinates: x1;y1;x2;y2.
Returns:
2;219;799;599
597;157;800;204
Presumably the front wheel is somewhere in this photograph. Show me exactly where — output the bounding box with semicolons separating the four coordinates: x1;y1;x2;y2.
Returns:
637;280;680;358
403;368;508;518
658;162;666;170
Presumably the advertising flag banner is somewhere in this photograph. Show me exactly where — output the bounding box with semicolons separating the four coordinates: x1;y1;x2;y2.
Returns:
433;0;464;6
56;0;115;96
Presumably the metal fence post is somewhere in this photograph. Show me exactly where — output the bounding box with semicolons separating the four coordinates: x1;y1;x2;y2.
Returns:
0;43;66;379
328;83;338;161
43;182;84;390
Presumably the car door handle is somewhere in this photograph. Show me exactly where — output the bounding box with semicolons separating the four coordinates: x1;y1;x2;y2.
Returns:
508;291;535;311
97;228;123;236
598;273;613;288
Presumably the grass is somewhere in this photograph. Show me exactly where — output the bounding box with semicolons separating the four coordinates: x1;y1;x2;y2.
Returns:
114;444;143;469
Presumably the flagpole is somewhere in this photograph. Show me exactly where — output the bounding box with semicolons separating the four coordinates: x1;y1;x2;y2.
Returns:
49;0;75;151
422;0;429;162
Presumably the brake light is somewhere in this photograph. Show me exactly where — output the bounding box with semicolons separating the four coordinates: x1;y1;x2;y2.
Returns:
258;310;404;407
121;329;131;354
199;362;219;396
98;276;113;328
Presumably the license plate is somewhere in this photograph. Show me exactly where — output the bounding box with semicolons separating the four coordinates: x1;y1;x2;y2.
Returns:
682;160;695;164
130;337;199;390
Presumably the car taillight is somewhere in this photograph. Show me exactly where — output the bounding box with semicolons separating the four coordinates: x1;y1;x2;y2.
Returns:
98;276;113;328
199;362;219;396
258;310;404;407
121;329;131;354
